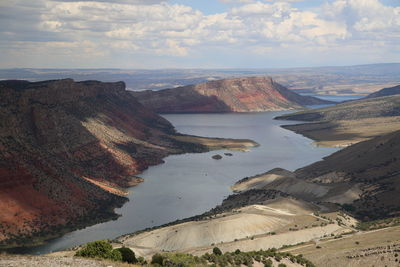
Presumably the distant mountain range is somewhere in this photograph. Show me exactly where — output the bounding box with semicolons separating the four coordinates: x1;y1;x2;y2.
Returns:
132;77;332;113
1;63;399;95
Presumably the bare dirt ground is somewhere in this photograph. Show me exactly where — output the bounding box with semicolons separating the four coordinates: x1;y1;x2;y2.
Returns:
232;169;362;205
0;254;119;267
119;198;354;258
283;225;400;267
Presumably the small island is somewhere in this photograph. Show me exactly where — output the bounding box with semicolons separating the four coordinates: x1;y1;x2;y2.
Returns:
212;154;223;160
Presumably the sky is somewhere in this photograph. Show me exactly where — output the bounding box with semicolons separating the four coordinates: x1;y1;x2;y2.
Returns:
0;0;399;69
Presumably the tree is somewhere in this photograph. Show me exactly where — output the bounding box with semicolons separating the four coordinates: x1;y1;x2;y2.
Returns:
75;240;122;261
151;253;164;265
213;247;223;256
264;258;273;267
116;247;137;263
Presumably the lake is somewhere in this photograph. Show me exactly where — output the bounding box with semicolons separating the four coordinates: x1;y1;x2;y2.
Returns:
303;94;366;102
25;110;339;254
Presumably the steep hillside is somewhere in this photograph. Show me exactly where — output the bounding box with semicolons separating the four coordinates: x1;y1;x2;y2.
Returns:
275;95;400;219
295;130;400;220
0;79;257;248
231;130;400;221
132;77;332;113
365;84;400;99
232;168;361;204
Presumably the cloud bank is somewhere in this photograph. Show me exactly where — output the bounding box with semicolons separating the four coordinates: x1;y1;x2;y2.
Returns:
0;0;399;68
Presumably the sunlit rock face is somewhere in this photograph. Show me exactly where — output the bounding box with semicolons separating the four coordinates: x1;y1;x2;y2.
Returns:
132;77;332;113
0;79;204;248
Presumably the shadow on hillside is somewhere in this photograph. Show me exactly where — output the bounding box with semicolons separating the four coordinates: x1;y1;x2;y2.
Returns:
133;86;234;113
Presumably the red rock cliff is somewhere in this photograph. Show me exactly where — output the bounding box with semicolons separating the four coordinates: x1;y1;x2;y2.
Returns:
0;79;207;248
132;77;332;113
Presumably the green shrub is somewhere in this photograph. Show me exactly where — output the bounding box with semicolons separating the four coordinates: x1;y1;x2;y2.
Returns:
137;256;147;264
152;253;207;267
144;248;316;267
213;247;223;256
75;240;122;261
341;203;355;212
116;247;137;263
278;264;287;267
151;253;164;265
263;258;273;267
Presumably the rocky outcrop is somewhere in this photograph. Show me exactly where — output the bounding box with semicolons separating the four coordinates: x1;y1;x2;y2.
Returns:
0;79;257;248
132;77;332;113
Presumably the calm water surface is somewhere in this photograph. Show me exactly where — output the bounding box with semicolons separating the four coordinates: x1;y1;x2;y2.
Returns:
304;94;365;102
26;111;339;254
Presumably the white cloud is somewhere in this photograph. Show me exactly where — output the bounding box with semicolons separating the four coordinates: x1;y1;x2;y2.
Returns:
51;0;164;4
324;0;400;29
231;2;292;17
0;0;399;68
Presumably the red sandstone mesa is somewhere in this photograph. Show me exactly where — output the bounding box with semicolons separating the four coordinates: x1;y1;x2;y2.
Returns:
132;77;332;113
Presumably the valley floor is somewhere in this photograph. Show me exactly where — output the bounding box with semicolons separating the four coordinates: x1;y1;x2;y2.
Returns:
284;225;400;267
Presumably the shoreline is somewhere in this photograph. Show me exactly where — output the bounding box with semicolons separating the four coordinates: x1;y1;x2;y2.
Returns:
1;203;123;253
1;134;259;252
280;116;400;148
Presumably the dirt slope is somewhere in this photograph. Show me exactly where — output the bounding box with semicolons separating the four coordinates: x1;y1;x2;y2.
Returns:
232;168;362;204
118;197;353;257
295;130;400;220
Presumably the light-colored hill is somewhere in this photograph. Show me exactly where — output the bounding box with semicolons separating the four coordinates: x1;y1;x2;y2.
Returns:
232;168;362;204
118;197;352;257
